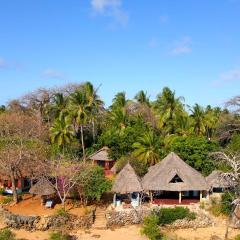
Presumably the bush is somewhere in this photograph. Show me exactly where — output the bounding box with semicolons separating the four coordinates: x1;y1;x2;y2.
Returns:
0;196;13;205
220;192;233;215
154;207;196;225
55;208;69;218
49;231;70;240
235;235;240;240
141;214;162;240
0;228;15;240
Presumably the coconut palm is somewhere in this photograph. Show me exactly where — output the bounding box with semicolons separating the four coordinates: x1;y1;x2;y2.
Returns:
190;104;206;135
69;90;90;162
134;90;150;106
51;93;68;119
50;115;74;153
154;87;184;134
132;130;160;165
83;82;104;142
111;92;128;110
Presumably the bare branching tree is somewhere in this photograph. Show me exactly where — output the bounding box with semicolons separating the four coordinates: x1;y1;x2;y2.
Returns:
211;151;240;239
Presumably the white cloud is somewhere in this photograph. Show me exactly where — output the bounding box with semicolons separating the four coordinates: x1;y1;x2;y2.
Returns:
91;0;128;26
42;69;65;80
170;36;192;56
0;58;7;69
221;68;240;81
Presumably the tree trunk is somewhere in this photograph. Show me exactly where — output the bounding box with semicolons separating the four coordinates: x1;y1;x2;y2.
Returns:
80;125;86;163
92;119;95;143
10;170;18;203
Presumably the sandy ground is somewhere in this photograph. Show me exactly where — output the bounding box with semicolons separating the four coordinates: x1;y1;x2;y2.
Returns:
0;223;237;240
9;226;240;240
10;226;147;240
166;227;240;240
4;195;87;217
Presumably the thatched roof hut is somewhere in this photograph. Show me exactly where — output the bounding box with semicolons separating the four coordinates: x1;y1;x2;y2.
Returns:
206;170;231;189
29;178;56;196
142;152;208;192
112;163;143;194
88;146;113;162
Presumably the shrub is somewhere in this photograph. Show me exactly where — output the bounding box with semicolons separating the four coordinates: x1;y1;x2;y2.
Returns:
141;214;162;240
49;231;70;240
235;235;240;240
0;228;15;240
55;208;69;218
0;196;13;205
220;192;233;215
0;188;4;195
154;207;196;225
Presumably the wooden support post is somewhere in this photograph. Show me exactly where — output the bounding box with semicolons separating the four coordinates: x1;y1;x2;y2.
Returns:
200;191;203;201
150;191;153;204
179;191;182;204
113;193;116;206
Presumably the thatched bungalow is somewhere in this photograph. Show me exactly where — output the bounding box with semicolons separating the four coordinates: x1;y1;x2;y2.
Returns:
112;163;143;207
206;170;231;193
29;178;56;205
142;152;209;204
88;146;116;176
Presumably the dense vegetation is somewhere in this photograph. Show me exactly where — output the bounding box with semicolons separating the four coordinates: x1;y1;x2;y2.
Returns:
0;82;239;204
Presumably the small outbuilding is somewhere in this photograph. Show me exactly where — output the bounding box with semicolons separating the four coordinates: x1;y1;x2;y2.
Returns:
88;146;116;175
206;170;231;193
142;152;209;204
112;163;143;207
29;178;56;205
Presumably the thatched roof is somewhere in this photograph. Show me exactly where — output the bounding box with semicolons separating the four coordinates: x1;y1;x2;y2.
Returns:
206;170;231;189
112;163;143;194
29;178;56;196
142;152;209;191
88;146;113;162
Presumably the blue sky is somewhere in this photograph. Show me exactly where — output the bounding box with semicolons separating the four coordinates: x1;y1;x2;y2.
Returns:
0;0;240;107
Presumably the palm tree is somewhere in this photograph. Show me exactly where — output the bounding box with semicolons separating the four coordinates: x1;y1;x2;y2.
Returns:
69;90;90;162
134;90;150;106
132;130;160;165
83;82;104;142
111;92;128;110
190;104;206;135
50;115;74;153
154;87;184;134
51;93;68;119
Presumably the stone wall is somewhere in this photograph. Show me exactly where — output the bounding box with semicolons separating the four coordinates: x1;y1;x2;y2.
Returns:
106;205;213;228
106;207;151;227
0;207;94;231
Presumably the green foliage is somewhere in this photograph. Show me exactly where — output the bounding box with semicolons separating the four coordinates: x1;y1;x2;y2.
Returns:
76;165;112;204
98;119;150;160
115;154;148;177
154;207;196;225
165;135;219;175
0;196;13;205
133;130;163;165
141;214;162;240
220;192;233;215
235;234;240;240
0;228;15;240
227;134;240;153
49;231;70;240
55;208;70;218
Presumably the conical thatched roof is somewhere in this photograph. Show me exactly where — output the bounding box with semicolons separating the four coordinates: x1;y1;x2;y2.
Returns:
29;178;56;196
142;152;209;191
88;146;113;161
206;170;230;189
112;163;143;194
